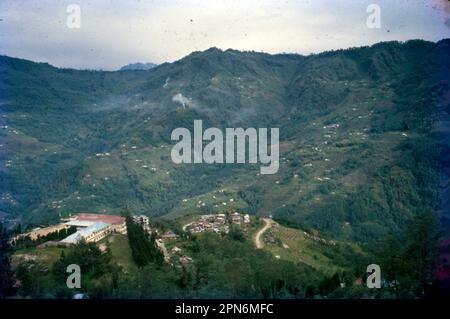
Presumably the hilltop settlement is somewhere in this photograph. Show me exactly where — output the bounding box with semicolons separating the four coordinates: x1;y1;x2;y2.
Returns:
10;211;253;257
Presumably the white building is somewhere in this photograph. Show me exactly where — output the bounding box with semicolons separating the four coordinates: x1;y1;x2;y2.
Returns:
61;222;110;244
231;212;242;224
133;215;151;233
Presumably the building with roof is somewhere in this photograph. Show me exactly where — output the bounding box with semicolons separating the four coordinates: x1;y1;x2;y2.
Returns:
133;215;151;233
75;213;124;224
61;221;110;244
64;220;95;228
231;212;242;224
73;213;126;234
12;223;70;242
161;230;178;239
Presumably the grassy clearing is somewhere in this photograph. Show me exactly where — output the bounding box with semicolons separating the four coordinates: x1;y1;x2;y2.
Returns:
263;224;345;275
12;246;67;268
108;234;137;272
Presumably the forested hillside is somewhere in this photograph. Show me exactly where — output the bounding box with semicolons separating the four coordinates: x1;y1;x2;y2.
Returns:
1;39;449;244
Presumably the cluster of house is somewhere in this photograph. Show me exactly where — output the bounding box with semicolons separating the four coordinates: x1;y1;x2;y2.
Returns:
263;227;278;245
185;212;251;234
169;246;193;265
302;231;336;246
232;212;251;224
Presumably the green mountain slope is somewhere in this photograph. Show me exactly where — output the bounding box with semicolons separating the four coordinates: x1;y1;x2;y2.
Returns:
1;39;449;244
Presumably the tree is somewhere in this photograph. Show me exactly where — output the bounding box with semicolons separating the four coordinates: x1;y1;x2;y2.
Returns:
376;235;404;296
376;211;438;297
0;223;13;298
318;273;341;295
228;225;245;242
126;216;164;267
403;211;438;297
53;241;113;280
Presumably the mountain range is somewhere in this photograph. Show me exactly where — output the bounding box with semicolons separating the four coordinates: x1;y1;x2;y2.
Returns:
0;39;449;244
119;62;158;71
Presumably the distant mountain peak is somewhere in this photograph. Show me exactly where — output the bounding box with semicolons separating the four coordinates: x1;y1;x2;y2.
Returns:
119;62;157;71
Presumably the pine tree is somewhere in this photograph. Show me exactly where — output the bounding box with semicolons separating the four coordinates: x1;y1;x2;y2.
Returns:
0;223;14;298
126;216;164;267
404;211;438;297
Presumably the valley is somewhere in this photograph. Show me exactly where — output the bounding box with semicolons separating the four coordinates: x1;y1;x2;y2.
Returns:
1;39;449;298
0;41;448;245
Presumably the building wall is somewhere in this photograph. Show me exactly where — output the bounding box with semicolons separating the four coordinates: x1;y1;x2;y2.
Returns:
110;222;127;235
83;225;111;243
13;224;70;241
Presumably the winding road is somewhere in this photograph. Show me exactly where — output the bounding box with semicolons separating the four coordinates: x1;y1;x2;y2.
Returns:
254;218;273;249
156;239;169;262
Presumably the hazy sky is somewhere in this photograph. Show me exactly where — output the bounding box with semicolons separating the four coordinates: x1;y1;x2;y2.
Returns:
0;0;449;70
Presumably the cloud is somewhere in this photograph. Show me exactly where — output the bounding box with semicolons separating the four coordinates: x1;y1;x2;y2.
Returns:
172;93;194;109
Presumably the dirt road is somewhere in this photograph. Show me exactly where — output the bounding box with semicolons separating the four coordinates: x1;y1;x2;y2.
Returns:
156;239;169;262
254;218;273;249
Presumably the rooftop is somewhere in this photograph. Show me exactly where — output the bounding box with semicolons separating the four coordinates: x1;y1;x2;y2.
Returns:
65;220;95;227
75;213;125;225
61;221;109;244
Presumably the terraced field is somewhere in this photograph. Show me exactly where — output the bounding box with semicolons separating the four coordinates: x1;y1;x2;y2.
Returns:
262;223;364;274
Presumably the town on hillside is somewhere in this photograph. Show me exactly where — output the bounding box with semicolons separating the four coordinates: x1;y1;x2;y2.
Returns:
183;212;251;234
10;211;254;263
